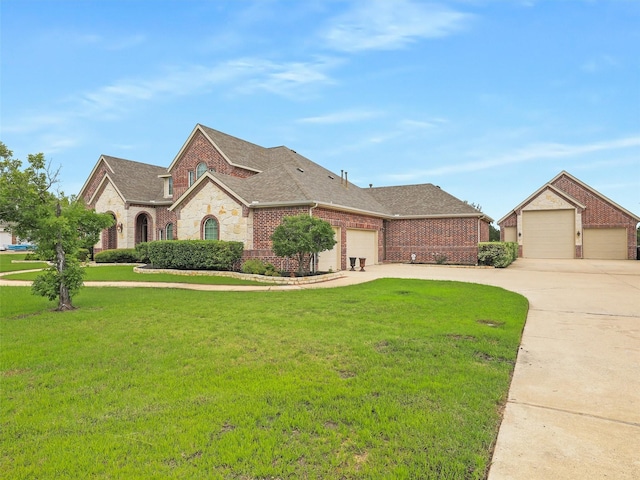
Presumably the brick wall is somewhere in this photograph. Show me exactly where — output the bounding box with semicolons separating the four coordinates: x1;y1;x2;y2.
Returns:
385;217;484;265
552;175;638;259
242;206;384;271
170;130;256;199
82;163;109;206
156;207;178;239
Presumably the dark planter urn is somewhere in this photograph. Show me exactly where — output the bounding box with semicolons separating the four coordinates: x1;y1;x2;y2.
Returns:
349;257;357;271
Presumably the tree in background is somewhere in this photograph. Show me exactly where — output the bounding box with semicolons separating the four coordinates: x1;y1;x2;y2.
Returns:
489;223;500;242
271;214;336;276
0;142;113;311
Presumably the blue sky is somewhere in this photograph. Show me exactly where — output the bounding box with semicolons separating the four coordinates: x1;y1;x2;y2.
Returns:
2;0;639;222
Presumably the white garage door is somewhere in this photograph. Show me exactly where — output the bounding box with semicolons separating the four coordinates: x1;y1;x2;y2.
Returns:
522;209;574;259
346;229;377;265
583;228;627;260
317;227;341;272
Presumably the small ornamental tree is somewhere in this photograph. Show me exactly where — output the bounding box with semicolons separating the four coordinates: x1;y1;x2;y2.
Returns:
0;142;114;311
270;214;336;275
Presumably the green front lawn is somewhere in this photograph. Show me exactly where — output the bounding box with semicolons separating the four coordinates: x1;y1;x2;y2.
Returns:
1;279;528;479
0;253;48;272
2;264;271;286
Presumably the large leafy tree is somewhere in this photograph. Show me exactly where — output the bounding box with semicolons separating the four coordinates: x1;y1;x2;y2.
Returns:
270;214;337;275
0;142;114;310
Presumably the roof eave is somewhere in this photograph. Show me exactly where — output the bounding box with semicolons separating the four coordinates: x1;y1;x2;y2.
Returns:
388;213;493;222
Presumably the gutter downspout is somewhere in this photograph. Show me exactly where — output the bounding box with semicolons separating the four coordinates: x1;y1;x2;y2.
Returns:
310;203;319;272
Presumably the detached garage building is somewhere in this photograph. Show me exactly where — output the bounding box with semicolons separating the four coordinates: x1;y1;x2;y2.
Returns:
498;171;640;260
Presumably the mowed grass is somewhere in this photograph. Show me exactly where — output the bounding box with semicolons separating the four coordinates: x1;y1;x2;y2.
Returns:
2;264;271;286
0;253;49;272
1;279;528;479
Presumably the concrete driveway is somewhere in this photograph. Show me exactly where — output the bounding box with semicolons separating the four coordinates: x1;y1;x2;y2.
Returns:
331;259;640;479
2;258;638;477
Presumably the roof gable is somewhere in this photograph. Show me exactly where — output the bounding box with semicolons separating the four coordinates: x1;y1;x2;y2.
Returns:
498;170;640;224
81;155;168;205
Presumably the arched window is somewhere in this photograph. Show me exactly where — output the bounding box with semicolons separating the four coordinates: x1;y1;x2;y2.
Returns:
196;162;208;178
203;217;219;240
166;223;174;240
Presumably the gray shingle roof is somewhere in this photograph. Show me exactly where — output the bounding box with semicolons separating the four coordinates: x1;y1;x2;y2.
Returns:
93;126;485;219
200;125;272;171
368;183;484;217
101;156;167;203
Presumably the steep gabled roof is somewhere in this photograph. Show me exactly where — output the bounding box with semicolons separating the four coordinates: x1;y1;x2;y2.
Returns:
80;155;168;205
101;156;167;204
368;183;490;219
85;125;492;220
497;170;640;224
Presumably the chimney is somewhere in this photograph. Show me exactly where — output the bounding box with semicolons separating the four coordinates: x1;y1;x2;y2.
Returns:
345;171;348;189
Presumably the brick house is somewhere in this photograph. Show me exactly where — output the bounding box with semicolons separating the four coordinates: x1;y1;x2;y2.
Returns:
79;124;492;270
498;171;639;260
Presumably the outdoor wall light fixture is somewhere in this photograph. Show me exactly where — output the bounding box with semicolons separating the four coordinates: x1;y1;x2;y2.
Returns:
117;223;123;233
518;232;521;237
577;231;581;237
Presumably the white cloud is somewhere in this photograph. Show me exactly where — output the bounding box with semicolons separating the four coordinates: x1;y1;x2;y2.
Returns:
236;57;340;97
387;135;640;179
581;55;619;73
322;0;472;52
6;57;341;137
298;109;382;124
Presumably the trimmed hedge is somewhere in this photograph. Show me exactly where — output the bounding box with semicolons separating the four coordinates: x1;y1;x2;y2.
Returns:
94;249;139;263
135;242;151;264
478;242;518;268
146;240;243;271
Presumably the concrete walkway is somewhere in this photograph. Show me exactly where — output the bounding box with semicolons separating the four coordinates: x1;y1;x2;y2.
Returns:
2;259;639;478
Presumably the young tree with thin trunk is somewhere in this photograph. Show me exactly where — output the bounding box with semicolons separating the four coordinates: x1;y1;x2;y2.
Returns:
270;214;336;276
0;142;114;311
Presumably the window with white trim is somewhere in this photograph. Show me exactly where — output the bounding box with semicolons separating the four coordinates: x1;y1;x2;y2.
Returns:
166;223;174;240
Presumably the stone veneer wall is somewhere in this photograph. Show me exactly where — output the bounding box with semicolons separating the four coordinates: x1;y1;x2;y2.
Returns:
174;181;248;242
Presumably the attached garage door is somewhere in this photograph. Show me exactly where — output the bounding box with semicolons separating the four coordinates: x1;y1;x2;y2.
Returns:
522;209;574;259
317;227;341;272
583;228;627;260
346;229;377;265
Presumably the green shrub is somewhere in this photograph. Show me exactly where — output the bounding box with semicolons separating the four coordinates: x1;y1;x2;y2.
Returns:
146;240;243;271
24;252;47;261
94;249;139;264
75;248;90;262
241;259;267;275
241;259;281;277
263;263;280;277
478;242;518;268
135;242;151;264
